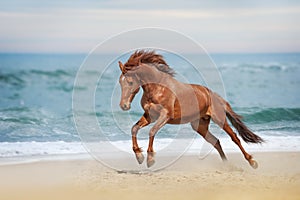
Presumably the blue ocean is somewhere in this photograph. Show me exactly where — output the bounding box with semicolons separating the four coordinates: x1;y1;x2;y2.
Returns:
0;53;300;158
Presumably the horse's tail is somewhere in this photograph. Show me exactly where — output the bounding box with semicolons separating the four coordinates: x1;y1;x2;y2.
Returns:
225;103;264;143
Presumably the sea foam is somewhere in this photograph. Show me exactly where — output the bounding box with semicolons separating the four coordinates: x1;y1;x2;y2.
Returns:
1;135;299;160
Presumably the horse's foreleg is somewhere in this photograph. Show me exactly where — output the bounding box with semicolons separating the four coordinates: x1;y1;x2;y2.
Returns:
147;109;169;168
132;114;150;164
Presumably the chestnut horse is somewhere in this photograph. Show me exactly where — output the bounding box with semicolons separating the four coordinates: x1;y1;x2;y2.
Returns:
118;50;263;168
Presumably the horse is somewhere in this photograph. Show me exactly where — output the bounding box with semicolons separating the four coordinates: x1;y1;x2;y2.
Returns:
118;50;263;169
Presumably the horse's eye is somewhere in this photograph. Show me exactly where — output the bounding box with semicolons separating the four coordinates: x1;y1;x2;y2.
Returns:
128;82;133;86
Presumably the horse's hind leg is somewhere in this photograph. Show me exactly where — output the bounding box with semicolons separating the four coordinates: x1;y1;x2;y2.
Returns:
221;121;258;168
191;117;227;161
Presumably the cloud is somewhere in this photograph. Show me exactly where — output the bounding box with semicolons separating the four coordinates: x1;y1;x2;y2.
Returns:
0;4;299;53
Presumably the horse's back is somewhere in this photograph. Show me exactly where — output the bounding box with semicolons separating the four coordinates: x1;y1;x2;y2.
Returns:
166;83;211;124
190;84;228;122
190;84;211;110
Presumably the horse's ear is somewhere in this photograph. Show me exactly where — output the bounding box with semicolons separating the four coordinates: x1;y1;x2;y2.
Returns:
118;61;125;73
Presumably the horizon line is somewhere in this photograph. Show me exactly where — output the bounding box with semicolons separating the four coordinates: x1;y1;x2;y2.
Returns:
0;51;300;55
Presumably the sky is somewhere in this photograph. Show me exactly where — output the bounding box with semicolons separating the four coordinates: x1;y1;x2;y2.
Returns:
0;0;299;53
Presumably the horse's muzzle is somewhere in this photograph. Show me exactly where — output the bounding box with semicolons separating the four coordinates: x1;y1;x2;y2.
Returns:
120;103;131;111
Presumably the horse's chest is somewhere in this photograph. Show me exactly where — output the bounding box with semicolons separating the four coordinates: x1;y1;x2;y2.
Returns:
143;91;167;105
142;102;165;121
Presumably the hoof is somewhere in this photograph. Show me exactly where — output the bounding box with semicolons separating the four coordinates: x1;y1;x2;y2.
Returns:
135;153;144;164
147;152;156;168
147;158;155;168
249;159;258;169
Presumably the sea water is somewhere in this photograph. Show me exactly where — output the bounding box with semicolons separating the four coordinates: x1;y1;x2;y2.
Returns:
0;53;299;159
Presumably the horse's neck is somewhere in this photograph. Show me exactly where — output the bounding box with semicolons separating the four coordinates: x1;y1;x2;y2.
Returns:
139;67;185;99
139;67;166;94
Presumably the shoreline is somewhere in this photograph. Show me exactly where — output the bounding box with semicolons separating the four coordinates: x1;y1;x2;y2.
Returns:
0;150;299;168
1;149;299;167
0;152;299;200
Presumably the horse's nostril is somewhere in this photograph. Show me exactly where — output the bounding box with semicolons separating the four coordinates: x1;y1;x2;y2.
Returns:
121;103;130;110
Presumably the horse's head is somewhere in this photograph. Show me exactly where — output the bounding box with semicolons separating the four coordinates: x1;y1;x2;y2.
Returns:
118;61;140;111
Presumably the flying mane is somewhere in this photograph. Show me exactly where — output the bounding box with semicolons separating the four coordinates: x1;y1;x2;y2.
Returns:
124;50;175;76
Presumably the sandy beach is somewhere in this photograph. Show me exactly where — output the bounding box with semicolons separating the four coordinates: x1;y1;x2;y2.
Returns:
0;152;299;200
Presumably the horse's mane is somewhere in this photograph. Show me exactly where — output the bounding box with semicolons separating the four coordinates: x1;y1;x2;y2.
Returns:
124;50;175;76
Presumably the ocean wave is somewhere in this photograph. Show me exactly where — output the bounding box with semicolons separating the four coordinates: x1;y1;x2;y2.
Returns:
0;106;78;142
241;107;300;123
219;63;298;72
1;135;300;160
0;69;74;87
0;72;25;89
0;141;85;158
0;106;42;125
29;69;72;77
